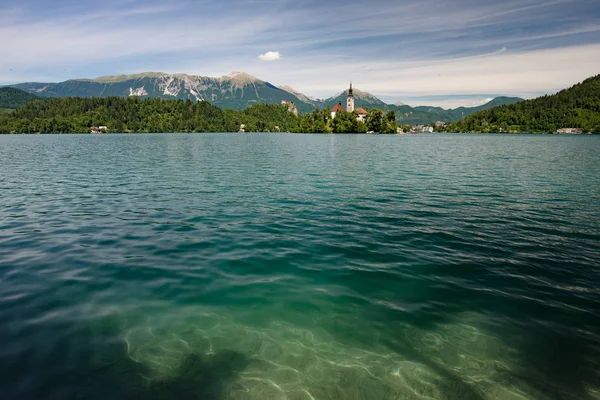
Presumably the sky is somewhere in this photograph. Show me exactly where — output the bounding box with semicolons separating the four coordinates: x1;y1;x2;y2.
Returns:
1;0;599;108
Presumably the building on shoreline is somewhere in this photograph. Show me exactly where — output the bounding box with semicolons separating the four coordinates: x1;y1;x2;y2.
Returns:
90;126;107;134
556;128;584;134
412;125;434;133
355;108;368;122
331;102;345;119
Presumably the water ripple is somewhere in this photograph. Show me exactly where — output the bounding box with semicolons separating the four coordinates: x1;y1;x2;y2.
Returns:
0;133;599;399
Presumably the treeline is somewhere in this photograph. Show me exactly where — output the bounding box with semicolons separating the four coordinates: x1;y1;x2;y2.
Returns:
447;75;600;133
297;108;399;133
0;96;399;134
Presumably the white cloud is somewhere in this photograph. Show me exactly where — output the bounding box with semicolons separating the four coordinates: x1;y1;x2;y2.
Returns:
258;51;281;61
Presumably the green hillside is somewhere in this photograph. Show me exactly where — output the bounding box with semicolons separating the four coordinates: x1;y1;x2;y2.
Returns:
0;87;40;109
0;97;300;134
453;75;600;133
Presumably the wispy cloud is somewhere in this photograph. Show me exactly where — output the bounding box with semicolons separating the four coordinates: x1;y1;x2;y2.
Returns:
0;0;598;106
249;44;600;103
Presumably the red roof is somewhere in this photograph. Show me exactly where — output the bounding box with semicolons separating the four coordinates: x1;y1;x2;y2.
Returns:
355;108;368;115
331;103;345;112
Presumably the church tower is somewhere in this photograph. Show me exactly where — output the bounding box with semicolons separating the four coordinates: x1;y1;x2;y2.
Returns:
346;83;355;113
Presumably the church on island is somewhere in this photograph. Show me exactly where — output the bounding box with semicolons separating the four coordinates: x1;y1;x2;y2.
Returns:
330;83;368;122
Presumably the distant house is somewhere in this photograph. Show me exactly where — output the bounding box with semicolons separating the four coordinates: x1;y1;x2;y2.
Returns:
90;126;108;134
435;121;446;127
411;125;433;133
331;102;345;119
556;128;584;134
239;124;246;133
355;107;368;122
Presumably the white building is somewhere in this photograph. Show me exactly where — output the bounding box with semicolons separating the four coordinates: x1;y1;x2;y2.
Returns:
355;108;368;122
556;128;583;134
346;83;355;112
331;102;345;119
412;125;434;133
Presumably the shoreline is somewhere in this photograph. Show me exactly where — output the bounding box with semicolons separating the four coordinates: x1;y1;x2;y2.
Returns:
0;131;597;135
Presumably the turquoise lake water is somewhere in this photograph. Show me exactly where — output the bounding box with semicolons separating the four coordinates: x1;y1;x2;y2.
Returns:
0;133;599;399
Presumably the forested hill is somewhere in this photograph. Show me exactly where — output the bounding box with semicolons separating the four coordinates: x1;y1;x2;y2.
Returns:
0;97;297;133
0;96;398;134
453;75;600;133
0;87;40;109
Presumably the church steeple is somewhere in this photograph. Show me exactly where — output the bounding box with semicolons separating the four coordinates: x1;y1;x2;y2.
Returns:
346;82;355;112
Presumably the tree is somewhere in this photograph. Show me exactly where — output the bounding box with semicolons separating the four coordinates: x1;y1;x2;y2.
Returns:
331;111;353;133
383;111;397;133
366;109;384;133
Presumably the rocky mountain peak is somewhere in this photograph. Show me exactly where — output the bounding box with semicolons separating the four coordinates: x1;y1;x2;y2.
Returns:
88;72;168;83
278;85;316;104
221;72;262;85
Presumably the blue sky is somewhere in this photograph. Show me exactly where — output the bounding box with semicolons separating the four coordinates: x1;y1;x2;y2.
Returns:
1;0;599;107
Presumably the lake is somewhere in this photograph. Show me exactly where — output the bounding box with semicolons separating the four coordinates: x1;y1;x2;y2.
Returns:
0;133;599;399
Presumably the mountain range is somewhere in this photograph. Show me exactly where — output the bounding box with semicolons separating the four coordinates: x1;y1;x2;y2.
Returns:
7;72;523;124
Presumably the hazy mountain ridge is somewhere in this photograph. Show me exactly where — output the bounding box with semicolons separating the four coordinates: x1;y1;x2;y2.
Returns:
393;96;525;125
9;72;523;123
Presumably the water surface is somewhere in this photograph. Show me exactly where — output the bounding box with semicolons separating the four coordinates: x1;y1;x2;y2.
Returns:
1;133;599;399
